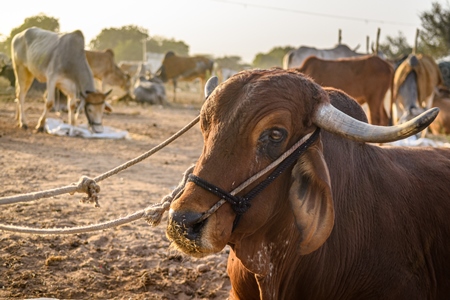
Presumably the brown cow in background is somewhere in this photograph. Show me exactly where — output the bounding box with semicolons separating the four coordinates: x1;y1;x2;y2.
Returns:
297;55;393;126
85;49;131;94
155;51;214;102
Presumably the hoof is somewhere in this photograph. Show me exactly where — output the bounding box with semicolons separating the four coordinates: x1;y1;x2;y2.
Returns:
20;124;28;130
36;127;45;133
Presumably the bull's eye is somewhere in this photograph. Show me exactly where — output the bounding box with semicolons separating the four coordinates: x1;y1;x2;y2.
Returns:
269;129;284;142
258;127;287;159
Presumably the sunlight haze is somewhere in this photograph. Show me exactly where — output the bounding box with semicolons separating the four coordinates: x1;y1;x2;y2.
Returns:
0;0;444;64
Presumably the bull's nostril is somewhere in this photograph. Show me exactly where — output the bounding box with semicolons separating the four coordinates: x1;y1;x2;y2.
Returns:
169;210;207;240
192;219;206;233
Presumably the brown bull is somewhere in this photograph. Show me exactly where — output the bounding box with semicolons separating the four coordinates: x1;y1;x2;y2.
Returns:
297;55;392;126
155;51;214;102
166;69;450;299
85;49;131;94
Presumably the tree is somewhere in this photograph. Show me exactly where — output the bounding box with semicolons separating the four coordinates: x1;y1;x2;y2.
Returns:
252;46;294;69
146;35;189;56
215;56;245;70
379;32;414;60
0;14;59;55
89;25;149;61
88;26;190;61
419;2;450;58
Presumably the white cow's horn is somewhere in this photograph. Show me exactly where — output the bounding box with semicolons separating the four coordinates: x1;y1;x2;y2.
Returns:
205;76;219;99
312;103;439;143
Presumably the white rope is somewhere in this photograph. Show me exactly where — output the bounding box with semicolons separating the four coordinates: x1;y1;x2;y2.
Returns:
0;165;195;234
0;122;314;235
0;115;200;207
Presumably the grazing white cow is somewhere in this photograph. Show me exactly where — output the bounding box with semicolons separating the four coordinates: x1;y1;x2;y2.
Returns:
283;44;365;69
11;27;111;133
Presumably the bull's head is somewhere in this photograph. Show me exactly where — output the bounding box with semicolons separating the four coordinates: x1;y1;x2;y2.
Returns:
81;89;112;133
166;69;438;258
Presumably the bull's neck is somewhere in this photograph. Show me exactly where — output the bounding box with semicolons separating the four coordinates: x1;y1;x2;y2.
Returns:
231;200;307;297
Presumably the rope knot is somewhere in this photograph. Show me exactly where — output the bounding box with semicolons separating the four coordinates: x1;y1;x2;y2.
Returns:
73;176;101;207
231;196;251;215
143;201;171;227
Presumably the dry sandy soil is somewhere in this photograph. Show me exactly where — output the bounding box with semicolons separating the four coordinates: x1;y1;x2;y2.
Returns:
0;88;232;300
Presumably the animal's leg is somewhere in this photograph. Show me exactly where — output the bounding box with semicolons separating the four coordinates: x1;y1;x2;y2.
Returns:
14;67;34;129
67;94;79;126
173;79;177;102
36;79;56;132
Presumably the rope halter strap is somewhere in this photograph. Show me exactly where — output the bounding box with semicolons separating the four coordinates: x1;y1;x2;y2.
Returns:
187;128;321;231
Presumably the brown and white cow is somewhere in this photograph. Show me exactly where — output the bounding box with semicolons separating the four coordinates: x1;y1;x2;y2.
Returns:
297;55;393;126
155;51;214;102
391;53;444;126
166;69;450;299
85;49;131;93
11;27;111;133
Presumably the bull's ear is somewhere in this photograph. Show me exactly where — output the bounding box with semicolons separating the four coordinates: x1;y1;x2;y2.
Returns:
289;140;334;255
104;101;113;113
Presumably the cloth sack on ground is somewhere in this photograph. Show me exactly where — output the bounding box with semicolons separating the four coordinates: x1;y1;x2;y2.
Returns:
45;118;130;139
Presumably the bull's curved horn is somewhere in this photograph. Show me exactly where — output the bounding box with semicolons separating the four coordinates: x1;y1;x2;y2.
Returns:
205;76;218;99
312;103;439;143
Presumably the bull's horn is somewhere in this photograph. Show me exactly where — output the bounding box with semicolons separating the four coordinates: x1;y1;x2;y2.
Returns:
205;76;218;99
312;103;439;143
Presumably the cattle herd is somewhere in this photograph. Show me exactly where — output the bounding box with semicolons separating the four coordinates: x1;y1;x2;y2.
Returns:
2;26;450;299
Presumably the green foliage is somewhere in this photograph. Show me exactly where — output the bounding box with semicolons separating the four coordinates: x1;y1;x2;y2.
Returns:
146;35;189;56
252;46;294;69
379;2;450;61
88;27;189;61
379;32;413;60
0;13;59;55
89;25;149;61
419;2;450;58
215;55;245;70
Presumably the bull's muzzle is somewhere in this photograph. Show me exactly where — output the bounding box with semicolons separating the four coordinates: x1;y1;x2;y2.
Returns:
166;209;209;256
90;123;104;133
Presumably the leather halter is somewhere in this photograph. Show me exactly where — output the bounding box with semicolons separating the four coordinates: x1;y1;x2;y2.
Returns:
187;127;321;231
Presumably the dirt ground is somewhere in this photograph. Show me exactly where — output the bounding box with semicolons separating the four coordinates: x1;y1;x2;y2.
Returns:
0;88;232;299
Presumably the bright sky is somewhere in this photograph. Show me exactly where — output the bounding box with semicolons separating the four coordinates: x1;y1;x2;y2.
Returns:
0;0;445;64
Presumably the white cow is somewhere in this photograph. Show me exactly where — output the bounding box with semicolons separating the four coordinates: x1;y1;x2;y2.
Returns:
11;27;111;133
283;44;365;69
